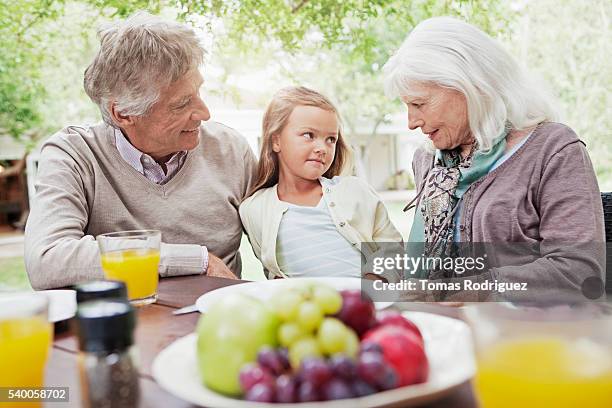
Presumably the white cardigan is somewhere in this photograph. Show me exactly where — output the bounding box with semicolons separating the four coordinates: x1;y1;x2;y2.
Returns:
239;176;403;280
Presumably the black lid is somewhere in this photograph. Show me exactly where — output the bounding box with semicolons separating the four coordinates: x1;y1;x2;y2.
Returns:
74;280;128;304
76;300;136;352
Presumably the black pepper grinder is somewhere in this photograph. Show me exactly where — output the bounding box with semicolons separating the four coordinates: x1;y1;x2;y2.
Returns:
76;300;140;408
74;280;128;304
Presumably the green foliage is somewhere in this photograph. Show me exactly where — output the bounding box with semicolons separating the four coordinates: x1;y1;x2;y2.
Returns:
0;0;163;142
0;257;30;290
0;0;609;188
207;0;513;136
505;0;612;190
0;0;65;140
82;0;164;17
0;49;44;139
177;0;512;63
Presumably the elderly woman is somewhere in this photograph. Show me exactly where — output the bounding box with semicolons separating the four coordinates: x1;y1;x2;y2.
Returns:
383;17;605;301
24;12;256;289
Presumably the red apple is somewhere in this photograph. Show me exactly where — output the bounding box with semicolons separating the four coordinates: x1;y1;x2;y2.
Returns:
362;325;428;386
375;310;423;343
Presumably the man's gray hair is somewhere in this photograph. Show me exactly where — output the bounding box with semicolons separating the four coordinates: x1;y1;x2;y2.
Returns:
383;17;560;152
84;11;205;126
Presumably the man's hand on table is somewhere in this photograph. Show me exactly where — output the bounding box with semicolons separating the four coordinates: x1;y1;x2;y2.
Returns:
206;253;238;279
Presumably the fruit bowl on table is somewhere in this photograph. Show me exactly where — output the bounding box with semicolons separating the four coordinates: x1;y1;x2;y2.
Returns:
152;309;474;407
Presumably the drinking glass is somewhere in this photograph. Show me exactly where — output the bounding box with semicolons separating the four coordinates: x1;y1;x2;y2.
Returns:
463;302;612;408
97;230;161;306
0;292;52;407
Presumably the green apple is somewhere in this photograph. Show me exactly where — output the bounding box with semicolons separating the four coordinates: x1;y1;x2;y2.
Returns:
196;293;279;396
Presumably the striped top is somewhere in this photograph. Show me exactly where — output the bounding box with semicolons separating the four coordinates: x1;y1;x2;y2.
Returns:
276;198;363;278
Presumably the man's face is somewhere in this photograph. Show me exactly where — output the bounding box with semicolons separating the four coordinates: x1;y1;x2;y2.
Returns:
125;69;210;161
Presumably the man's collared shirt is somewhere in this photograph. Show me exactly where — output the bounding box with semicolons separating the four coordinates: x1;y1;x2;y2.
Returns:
113;128;208;273
114;128;187;185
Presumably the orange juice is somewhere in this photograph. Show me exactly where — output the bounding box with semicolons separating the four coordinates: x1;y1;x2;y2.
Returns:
475;337;612;408
101;248;160;300
0;316;52;407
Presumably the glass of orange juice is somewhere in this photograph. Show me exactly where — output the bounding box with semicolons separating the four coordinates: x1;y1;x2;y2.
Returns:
97;230;161;306
0;292;53;407
463;302;612;408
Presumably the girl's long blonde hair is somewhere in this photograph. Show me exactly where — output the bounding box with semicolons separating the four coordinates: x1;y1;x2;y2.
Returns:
248;86;353;197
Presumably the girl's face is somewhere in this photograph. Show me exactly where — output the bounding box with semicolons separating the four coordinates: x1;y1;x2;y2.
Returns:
272;105;339;183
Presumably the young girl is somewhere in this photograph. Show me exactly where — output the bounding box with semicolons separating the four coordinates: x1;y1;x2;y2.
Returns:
239;86;402;281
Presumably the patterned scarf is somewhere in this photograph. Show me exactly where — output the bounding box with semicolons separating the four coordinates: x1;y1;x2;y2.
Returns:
408;128;509;275
420;145;476;258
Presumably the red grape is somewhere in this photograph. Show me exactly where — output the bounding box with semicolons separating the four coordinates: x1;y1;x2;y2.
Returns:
357;351;387;386
257;346;285;375
239;363;274;392
351;379;377;397
377;364;399;390
336;290;376;336
329;354;357;380
321;378;354;400
298;380;320;402
360;341;383;355
300;357;332;386
245;382;275;402
278;347;290;371
275;374;297;403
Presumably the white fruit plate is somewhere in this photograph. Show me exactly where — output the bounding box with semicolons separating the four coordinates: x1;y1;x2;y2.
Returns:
195;277;395;313
152;311;475;408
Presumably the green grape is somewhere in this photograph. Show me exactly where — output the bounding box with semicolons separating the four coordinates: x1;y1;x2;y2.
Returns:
288;336;322;369
317;317;351;355
291;283;314;300
312;285;342;315
343;329;359;358
297;301;323;332
270;290;303;321
278;322;307;347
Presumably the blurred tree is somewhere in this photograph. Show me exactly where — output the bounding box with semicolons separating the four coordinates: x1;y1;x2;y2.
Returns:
194;0;512;178
175;0;511;58
1;0;609;189
0;0;511;142
506;0;611;189
0;0;65;141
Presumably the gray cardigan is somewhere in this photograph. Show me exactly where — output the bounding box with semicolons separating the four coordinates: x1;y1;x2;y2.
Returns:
411;122;606;301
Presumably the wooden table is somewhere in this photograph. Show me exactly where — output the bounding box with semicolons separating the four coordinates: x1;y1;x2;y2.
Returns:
45;276;478;407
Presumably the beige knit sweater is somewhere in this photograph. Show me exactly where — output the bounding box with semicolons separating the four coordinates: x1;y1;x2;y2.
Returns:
25;121;257;289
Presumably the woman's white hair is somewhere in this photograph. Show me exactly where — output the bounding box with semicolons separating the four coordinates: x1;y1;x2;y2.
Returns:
383;16;560;151
84;11;204;127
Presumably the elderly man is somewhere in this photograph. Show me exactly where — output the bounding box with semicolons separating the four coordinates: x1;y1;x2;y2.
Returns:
24;12;257;289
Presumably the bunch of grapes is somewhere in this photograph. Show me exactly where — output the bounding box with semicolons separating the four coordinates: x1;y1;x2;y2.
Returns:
271;284;360;367
239;343;400;402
